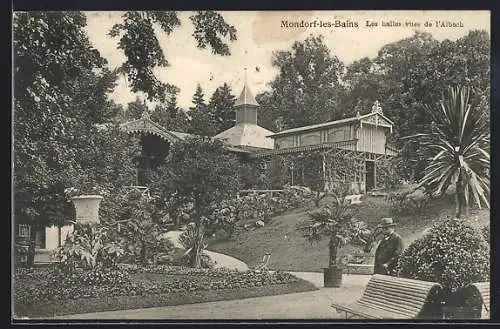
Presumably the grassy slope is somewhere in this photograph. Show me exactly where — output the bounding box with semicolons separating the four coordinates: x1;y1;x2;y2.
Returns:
209;193;489;272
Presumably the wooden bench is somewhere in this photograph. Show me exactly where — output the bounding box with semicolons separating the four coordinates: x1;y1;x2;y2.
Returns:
470;282;490;319
331;275;443;319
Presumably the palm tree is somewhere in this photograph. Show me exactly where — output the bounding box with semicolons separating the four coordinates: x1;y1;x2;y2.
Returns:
415;86;490;218
297;185;370;268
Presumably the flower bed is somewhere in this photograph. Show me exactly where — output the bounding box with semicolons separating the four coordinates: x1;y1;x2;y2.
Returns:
209;186;314;233
13;265;316;318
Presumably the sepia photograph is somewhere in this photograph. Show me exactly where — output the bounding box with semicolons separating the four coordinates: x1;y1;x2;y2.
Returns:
12;10;491;321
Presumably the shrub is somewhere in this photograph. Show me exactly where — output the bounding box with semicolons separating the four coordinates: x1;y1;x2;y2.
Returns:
178;223;214;269
52;223;124;272
207;186;314;236
386;190;430;216
101;189;175;266
397;218;489;300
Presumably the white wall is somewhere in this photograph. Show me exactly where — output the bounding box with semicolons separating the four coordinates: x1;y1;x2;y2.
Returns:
44;224;74;250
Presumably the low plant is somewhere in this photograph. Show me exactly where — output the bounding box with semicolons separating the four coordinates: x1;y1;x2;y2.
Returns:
178;223;215;269
386;190;430;216
14;265;302;308
52;223;124;272
481;225;490;243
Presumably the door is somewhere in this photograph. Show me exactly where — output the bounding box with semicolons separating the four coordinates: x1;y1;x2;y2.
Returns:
365;161;375;191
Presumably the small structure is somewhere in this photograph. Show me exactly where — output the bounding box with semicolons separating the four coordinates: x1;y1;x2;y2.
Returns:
120;79;272;186
214;79;275;151
15;222;74;251
120;111;196;185
254;101;398;193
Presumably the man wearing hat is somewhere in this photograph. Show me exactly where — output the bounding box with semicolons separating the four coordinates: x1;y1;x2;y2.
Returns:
373;218;404;276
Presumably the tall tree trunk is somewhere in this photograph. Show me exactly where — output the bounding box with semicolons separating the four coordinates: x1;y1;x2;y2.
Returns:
193;222;204;268
455;179;463;218
328;235;339;267
193;198;204;269
58;224;62;247
141;240;147;265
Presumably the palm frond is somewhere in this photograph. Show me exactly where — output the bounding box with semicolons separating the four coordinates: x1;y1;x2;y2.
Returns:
413;86;489;212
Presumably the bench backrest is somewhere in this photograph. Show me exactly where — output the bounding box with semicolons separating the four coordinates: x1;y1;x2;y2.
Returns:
358;274;443;319
471;282;490;312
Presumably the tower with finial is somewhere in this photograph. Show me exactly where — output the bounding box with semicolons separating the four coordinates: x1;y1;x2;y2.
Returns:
213;68;274;150
371;100;383;115
235;67;260;124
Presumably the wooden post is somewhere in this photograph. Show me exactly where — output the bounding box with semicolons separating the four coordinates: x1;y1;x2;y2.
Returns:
322;151;327;192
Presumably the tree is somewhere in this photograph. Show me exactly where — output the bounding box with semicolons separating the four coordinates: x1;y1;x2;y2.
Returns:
255;91;281;132
297;186;370;268
155;137;241;267
414;86;490;218
70;123;140;194
341;31;490;181
13;12;118;232
208;82;236;134
109;11;237;102
188;84;216;136
150;91;190;132
121;97;148;121
339;57;390;118
269;35;345;129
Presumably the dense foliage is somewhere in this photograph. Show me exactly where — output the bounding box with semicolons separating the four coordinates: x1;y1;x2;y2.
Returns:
52;223;124;272
100;189;175;265
397;218;489;295
13;12;124;229
269;35;345;129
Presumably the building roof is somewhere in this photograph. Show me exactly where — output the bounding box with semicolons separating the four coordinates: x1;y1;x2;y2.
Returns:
120;111;194;143
267;112;394;138
235;81;259;107
120;111;251;154
214;123;275;150
251;139;359;158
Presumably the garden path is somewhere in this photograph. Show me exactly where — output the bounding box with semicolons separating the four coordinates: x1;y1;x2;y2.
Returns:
163;230;249;271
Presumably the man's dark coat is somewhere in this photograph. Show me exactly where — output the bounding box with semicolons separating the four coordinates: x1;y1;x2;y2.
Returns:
374;231;404;275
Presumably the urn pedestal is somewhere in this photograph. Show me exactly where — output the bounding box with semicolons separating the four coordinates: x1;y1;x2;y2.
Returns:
323;266;344;287
71;195;103;224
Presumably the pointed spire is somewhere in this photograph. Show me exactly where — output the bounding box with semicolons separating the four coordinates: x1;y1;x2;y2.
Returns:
236;68;259;107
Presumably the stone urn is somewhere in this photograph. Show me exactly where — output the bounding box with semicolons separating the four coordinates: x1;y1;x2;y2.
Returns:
71;195;103;224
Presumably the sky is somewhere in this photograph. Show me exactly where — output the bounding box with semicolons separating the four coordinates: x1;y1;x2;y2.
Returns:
84;10;490;110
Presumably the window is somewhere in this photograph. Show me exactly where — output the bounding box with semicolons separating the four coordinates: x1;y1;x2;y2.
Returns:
18;224;30;238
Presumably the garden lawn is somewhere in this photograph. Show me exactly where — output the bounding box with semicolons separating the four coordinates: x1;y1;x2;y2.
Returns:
208;192;490;272
13;267;317;318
